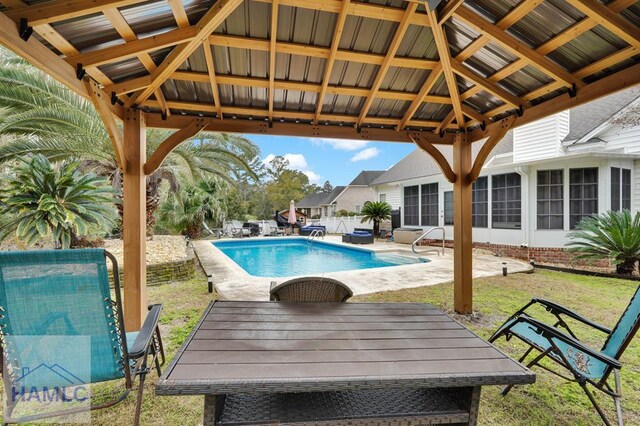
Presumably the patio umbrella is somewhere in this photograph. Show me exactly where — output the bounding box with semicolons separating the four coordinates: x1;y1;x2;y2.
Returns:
288;200;297;233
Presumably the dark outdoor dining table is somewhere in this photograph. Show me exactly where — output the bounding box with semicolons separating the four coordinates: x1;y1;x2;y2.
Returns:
156;300;535;425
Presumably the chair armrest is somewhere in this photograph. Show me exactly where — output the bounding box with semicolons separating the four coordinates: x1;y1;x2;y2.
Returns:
531;298;611;334
128;304;163;359
516;316;621;369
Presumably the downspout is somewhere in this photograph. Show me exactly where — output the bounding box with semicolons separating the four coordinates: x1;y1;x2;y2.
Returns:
515;166;530;260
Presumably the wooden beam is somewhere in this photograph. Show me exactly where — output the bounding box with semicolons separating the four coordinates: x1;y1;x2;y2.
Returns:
450;59;522;108
461;104;487;125
438;0;465;24
122;108;147;331
398;64;443;130
144;119;208;175
0;9;122;118
410;133;456;183
268;0;279;121
428;7;465;127
84;77;125;170
469;62;640;142
315;0;350;123
454;7;582;89
469;116;515;181
168;0;190;28
357;2;418;126
435;108;456;135
565;0;640;49
5;0;148;26
202;39;222;119
128;0;244;107
452;132;472;314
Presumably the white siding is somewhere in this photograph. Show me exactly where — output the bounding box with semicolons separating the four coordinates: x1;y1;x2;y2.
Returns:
598;126;640;153
635;160;640;213
375;184;402;209
513;112;566;163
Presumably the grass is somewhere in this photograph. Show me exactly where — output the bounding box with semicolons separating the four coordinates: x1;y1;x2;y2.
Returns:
2;269;638;425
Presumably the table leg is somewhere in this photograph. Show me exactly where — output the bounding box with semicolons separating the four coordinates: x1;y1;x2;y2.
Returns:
203;395;225;426
468;386;481;426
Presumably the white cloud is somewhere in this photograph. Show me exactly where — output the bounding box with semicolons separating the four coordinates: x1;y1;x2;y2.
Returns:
350;147;380;162
310;138;369;151
262;153;322;184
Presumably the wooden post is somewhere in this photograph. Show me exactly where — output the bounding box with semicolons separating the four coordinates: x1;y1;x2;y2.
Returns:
453;133;473;314
122;108;147;331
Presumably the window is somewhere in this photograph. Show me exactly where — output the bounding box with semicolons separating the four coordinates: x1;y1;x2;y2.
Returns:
355;205;361;214
472;177;488;228
403;185;419;225
492;173;521;229
537;170;564;230
611;167;631;211
444;191;454;225
570;168;598;229
379;194;386;203
421;183;438;226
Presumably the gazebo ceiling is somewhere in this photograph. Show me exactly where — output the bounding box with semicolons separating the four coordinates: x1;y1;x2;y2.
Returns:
2;0;639;143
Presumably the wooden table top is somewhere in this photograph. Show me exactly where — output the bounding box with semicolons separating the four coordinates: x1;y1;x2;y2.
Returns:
156;301;535;395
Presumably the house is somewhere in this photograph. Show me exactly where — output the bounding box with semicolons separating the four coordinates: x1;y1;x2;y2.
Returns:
299;171;384;218
370;87;640;263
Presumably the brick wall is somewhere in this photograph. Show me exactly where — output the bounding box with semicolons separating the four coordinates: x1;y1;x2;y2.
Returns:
110;256;196;287
420;239;610;268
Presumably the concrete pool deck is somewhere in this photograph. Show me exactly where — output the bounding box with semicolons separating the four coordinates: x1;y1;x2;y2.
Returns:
192;236;533;300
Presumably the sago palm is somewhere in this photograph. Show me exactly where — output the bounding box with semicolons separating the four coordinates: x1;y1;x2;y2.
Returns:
0;50;259;233
567;210;640;275
360;201;392;237
0;155;116;248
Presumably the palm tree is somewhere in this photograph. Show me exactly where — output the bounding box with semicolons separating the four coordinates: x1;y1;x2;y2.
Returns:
0;155;116;248
567;210;640;275
360;201;392;238
0;50;259;234
158;178;228;239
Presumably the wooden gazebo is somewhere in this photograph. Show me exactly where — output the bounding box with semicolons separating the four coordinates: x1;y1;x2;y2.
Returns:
1;0;638;330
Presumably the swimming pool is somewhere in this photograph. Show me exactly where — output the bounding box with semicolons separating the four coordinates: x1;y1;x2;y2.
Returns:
212;238;427;277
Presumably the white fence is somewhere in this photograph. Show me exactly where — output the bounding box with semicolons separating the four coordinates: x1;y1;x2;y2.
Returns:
313;216;371;234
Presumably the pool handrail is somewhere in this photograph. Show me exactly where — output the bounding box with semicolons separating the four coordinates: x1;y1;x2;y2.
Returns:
412;227;445;256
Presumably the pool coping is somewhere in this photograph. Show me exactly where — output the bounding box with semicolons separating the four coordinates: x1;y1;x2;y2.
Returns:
192;236;534;301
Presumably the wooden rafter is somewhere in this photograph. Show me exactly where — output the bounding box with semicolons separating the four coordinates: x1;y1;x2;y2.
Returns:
315;0;350;123
454;7;582;89
5;0;148;26
84;77;125;170
398;64;443;131
268;0;279;121
202;39;222;119
127;0;244;107
410;133;456;183
427;6;465;128
469;116;516;181
450;59;521;108
167;0;190;28
565;0;640;49
435;109;456;135
461;104;486;125
438;0;465;24
144;119;208;175
103;8;170;117
357;2;418;126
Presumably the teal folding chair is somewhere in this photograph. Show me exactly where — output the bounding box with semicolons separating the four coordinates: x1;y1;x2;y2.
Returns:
489;285;640;426
0;249;164;425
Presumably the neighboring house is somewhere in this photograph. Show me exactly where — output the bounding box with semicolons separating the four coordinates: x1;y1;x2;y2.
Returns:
299;170;384;218
370;87;640;260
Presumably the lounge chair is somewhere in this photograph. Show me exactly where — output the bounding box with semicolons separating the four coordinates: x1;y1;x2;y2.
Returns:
489;285;640;425
270;277;353;302
0;249;164;425
266;220;286;236
201;221;222;239
223;220;250;238
342;228;374;244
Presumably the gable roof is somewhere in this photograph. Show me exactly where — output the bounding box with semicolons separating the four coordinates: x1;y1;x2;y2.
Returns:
563;86;640;144
320;186;347;205
349;171;385;186
298;186;347;208
371;131;514;186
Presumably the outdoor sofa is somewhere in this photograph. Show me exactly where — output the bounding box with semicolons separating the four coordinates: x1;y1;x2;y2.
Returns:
300;224;326;236
342;228;374;244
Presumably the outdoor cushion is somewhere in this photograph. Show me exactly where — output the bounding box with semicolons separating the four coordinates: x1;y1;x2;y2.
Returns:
352;231;371;236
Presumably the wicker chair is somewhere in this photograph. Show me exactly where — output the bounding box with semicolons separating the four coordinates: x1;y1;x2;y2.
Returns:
270;277;353;302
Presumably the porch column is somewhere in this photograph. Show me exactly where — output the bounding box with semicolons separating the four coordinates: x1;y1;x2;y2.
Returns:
453;133;473;314
122;108;147;331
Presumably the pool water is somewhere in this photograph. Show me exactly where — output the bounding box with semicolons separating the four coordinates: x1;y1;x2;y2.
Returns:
212;238;427;277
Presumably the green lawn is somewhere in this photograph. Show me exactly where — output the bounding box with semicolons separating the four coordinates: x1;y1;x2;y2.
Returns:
4;270;638;425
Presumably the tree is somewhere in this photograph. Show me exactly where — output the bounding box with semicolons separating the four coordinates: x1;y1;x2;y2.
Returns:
360;201;392;237
322;181;334;193
265;169;310;212
158;178;227;239
0;50;259;234
567;210;640;275
0;155;116;248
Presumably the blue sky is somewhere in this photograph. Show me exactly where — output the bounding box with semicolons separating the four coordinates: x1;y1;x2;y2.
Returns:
244;135;417;186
